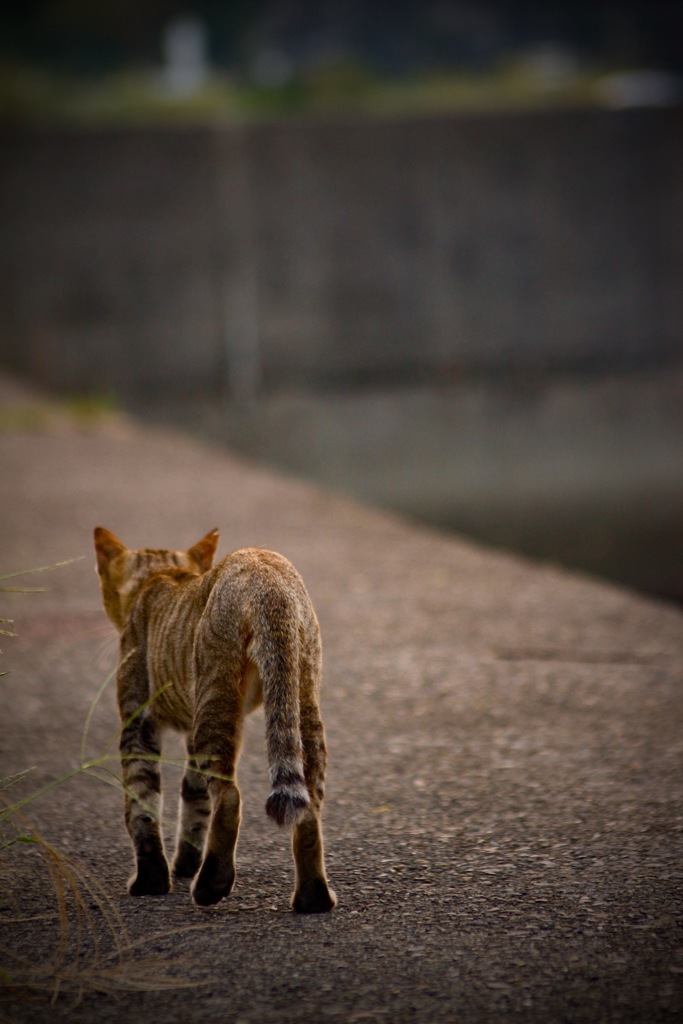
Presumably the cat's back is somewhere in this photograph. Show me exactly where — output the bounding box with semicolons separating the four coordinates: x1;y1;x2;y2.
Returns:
201;547;317;640
209;547;310;604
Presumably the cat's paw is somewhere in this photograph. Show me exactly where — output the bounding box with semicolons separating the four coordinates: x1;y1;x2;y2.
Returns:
128;860;171;897
172;842;203;879
191;853;236;907
292;878;337;914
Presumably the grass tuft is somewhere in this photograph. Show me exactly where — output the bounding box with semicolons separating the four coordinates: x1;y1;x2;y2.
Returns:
1;803;214;1007
1;559;218;1006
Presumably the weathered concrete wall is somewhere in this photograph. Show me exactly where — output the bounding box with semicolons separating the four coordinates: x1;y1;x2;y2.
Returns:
1;108;681;398
0;127;226;395
242;109;683;390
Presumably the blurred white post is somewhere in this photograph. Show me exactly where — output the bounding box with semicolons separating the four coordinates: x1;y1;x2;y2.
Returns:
162;17;209;96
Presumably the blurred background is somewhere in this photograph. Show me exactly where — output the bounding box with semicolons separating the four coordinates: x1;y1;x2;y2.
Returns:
1;1;682;602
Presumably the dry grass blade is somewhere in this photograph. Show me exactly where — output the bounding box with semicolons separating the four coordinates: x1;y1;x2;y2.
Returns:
0;610;228;1010
0;803;214;1009
0;559;84;585
0;665;224;1010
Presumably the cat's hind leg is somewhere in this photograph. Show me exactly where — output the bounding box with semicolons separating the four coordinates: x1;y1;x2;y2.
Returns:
191;772;241;907
291;646;336;913
190;653;245;907
292;809;337;913
172;744;210;880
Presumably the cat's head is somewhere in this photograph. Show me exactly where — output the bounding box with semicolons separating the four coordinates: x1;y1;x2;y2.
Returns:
93;527;220;631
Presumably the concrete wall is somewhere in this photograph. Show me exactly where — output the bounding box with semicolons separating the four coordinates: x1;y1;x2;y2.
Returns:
1;108;681;398
0;127;227;395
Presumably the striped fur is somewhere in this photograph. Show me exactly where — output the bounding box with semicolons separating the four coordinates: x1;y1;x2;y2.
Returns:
94;527;336;913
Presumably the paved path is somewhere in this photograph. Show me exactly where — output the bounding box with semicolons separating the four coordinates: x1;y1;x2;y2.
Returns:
1;373;682;1023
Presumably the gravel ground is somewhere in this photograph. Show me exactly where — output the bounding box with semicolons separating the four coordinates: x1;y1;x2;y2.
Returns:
1;373;682;1024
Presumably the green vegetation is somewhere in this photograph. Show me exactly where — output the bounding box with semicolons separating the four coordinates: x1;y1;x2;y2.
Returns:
0;60;607;127
0;392;119;435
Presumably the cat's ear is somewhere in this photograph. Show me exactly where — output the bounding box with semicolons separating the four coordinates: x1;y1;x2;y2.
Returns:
188;529;220;573
94;527;127;573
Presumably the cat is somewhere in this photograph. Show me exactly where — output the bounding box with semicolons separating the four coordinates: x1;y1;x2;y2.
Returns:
93;526;336;913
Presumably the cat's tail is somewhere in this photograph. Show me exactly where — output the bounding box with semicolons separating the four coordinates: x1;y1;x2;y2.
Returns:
255;610;311;828
265;772;310;827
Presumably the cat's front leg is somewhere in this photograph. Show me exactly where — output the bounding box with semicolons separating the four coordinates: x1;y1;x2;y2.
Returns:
119;713;171;897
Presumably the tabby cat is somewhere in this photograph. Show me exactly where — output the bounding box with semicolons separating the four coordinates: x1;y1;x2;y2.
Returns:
94;526;336;913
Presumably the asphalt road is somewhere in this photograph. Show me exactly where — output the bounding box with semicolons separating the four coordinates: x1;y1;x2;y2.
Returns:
1;374;682;1024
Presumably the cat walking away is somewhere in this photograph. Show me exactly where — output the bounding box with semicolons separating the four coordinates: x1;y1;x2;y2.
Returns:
94;527;336;913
